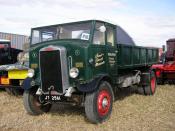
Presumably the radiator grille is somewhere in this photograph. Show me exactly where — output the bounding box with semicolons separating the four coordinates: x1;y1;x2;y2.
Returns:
40;50;63;93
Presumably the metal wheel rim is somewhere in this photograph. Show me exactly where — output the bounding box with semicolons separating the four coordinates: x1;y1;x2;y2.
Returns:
151;77;156;93
97;90;111;116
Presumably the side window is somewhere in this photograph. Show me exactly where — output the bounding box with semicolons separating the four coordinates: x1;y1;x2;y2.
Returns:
93;22;105;45
42;32;54;41
32;30;40;44
107;26;114;46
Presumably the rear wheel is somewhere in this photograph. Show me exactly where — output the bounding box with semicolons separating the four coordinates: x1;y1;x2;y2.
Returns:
85;81;114;123
144;71;157;95
23;88;52;115
5;88;23;96
138;71;157;95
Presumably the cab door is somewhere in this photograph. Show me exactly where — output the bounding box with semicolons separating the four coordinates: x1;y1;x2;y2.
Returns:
105;24;118;76
91;22;107;76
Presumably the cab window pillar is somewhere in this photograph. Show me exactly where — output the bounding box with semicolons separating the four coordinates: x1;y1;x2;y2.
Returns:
93;22;105;45
106;25;115;47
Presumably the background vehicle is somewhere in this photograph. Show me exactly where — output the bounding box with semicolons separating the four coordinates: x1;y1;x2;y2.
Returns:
22;20;158;123
0;32;29;50
0;40;28;95
151;38;175;84
0;51;29;95
0;60;29;95
0;40;22;65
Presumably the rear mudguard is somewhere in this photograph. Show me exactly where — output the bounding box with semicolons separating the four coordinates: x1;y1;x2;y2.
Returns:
77;75;111;93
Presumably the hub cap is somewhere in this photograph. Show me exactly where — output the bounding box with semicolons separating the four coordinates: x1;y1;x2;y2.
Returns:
97;90;111;116
102;98;108;108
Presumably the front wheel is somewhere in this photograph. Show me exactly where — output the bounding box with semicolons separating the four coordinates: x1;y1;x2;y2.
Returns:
23;88;52;115
85;81;114;123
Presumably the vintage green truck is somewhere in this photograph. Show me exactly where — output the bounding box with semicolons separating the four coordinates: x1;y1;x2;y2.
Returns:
22;20;158;123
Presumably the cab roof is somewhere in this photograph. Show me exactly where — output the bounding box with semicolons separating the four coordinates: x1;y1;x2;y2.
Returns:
32;20;115;30
31;20;135;46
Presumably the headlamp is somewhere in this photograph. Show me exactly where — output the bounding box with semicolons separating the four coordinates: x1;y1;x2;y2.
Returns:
69;67;79;78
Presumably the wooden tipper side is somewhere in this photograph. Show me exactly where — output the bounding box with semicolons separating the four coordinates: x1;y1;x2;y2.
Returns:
117;44;159;69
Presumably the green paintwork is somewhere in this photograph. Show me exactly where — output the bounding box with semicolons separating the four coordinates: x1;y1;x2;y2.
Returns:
28;20;158;88
117;44;158;69
29;40;91;86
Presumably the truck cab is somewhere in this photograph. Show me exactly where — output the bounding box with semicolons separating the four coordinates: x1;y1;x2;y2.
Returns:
23;20;158;123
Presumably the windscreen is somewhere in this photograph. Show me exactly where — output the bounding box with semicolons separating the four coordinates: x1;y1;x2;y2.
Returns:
31;22;92;45
59;23;91;40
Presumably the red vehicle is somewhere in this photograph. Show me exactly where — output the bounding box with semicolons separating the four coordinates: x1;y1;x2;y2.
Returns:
158;48;163;61
151;38;175;84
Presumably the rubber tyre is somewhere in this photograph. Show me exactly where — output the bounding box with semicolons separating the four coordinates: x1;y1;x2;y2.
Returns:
23;88;52;115
137;86;145;95
144;71;157;95
5;88;23;96
85;81;114;124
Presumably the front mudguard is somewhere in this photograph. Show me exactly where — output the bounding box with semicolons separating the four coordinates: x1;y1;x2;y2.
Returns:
77;75;111;93
22;77;34;90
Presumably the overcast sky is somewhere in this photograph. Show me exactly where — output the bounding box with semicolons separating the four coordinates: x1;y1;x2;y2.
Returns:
0;0;174;47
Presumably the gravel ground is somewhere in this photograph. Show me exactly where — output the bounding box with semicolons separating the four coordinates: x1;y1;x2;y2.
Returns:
0;85;175;131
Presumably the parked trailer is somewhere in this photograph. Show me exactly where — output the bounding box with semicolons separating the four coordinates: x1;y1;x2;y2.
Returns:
22;20;158;123
151;38;175;84
0;32;29;50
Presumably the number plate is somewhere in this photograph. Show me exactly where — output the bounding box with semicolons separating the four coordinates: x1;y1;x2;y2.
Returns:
44;95;61;101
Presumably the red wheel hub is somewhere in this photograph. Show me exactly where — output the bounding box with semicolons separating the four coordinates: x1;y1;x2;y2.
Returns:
97;90;111;116
151;77;156;93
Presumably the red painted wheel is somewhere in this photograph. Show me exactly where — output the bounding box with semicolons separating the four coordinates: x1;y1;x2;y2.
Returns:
85;81;114;123
144;71;157;95
138;71;157;95
97;90;111;116
151;77;156;93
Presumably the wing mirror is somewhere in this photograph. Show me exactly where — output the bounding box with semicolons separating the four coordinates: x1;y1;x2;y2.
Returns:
99;26;106;33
